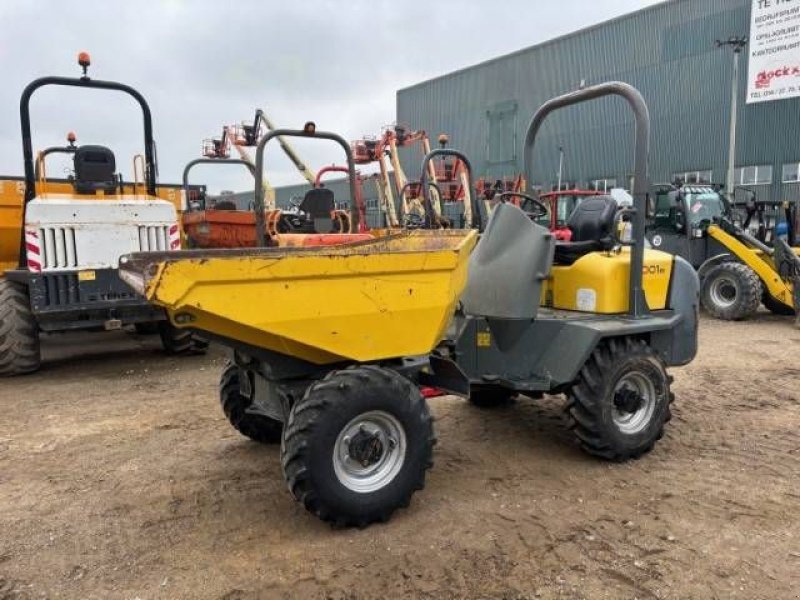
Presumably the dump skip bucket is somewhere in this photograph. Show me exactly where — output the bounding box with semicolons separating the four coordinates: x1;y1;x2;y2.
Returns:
120;230;477;364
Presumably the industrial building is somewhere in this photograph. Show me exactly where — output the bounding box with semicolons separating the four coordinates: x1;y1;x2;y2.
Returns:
248;0;799;225
396;0;799;205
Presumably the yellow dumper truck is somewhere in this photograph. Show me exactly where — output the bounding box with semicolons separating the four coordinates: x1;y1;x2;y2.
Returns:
121;83;700;527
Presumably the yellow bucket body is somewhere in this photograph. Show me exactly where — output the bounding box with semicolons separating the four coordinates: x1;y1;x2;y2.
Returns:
139;230;478;364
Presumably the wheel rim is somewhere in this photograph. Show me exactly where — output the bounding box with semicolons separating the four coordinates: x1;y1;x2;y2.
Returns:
612;371;658;435
333;410;407;493
709;276;738;309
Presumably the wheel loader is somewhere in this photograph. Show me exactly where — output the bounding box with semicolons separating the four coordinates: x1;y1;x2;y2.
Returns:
120;82;699;527
0;53;207;377
646;183;800;322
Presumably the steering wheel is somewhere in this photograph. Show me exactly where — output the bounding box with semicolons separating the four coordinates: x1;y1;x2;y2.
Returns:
498;192;548;219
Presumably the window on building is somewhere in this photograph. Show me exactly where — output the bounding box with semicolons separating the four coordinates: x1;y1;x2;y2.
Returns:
550;181;579;192
587;178;617;193
782;162;800;183
486;101;517;166
734;165;773;185
672;170;712;185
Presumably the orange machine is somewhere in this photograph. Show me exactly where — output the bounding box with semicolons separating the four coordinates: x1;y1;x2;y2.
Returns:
351;127;472;229
383;125;443;224
183;121;370;249
351;135;399;227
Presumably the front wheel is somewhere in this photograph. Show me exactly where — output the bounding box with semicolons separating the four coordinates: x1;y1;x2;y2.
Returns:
701;262;761;320
0;279;41;377
281;365;435;527
565;338;673;461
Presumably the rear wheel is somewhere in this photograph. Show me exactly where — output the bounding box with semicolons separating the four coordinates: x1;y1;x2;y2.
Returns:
701;262;762;320
281;365;434;527
220;363;282;443
0;279;41;377
565;338;672;461
158;321;209;355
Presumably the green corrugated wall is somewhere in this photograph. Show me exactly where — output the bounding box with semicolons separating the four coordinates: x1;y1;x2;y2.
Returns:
396;0;800;204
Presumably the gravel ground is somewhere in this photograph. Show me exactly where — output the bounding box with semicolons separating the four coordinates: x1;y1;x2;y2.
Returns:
1;314;799;599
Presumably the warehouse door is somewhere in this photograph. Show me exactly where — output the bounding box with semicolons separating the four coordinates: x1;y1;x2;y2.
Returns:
485;101;518;176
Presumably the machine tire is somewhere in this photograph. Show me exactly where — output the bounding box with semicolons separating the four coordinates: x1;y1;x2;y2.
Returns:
700;262;762;320
762;291;795;316
565;338;673;461
220;363;282;444
158;321;209;355
468;385;516;408
281;365;434;527
0;279;41;377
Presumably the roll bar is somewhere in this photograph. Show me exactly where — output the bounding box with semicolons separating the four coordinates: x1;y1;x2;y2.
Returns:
182;158;255;210
254;127;358;246
315;165;367;233
523;82;651;318
314;164;350;187
20;76;157;202
33;145;78;181
420;149;482;231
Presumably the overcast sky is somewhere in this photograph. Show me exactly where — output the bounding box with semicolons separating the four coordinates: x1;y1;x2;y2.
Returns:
0;0;662;194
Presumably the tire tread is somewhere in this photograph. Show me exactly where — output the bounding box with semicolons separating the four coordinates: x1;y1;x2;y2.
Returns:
281;365;434;527
159;321;209;355
701;262;762;320
565;338;672;461
0;279;40;377
219;363;282;444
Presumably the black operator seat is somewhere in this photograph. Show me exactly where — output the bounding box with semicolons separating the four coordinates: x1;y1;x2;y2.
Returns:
299;187;336;233
553;195;618;265
73;145;118;194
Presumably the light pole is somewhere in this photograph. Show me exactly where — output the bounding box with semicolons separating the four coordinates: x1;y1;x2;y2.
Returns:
716;36;747;199
557;146;564;190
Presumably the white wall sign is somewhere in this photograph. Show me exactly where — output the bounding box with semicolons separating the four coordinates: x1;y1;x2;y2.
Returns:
747;0;800;104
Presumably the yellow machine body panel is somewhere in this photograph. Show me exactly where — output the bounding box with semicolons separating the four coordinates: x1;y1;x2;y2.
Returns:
0;177;187;275
707;224;798;309
0;179;25;273
543;248;674;313
134;230;478;364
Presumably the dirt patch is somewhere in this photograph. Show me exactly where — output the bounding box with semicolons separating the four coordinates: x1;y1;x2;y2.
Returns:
1;316;799;599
